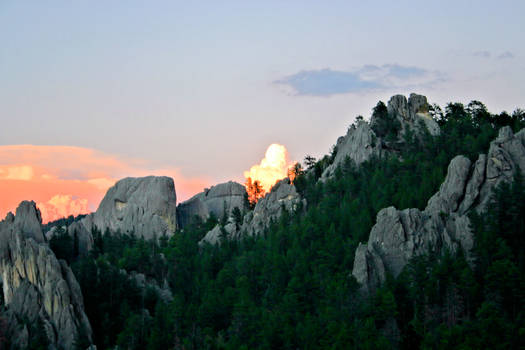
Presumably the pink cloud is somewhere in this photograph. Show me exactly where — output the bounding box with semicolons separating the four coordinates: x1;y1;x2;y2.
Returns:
0;145;211;223
38;195;89;222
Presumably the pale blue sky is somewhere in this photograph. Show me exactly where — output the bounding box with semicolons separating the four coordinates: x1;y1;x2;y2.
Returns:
1;1;524;184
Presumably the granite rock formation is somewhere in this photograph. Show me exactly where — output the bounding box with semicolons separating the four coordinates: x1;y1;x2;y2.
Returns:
0;201;93;349
381;93;440;137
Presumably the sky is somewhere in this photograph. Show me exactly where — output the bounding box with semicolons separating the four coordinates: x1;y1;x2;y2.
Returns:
1;1;524;221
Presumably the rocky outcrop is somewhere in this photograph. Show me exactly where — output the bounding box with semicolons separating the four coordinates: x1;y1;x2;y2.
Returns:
199;178;304;244
324;93;440;177
12;201;45;243
322;121;384;177
177;181;247;228
352;127;525;294
200;221;238;245
0;201;92;349
241;178;304;236
382;93;440;137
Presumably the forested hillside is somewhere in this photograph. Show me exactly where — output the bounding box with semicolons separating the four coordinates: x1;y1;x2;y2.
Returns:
44;101;525;349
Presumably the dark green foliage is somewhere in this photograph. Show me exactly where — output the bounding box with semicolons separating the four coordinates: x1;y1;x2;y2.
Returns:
43;213;86;232
0;312;7;349
25;318;50;350
73;321;92;350
63;100;524;349
389;174;525;349
232;207;242;230
49;225;75;264
370;101;401;143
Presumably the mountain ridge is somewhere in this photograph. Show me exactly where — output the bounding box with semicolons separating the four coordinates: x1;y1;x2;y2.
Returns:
2;93;524;349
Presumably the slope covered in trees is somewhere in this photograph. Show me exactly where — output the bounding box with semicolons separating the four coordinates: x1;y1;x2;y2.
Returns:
41;100;525;349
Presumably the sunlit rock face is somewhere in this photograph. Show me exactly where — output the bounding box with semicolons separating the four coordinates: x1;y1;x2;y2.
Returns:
352;127;525;294
0;201;93;349
177;181;247;228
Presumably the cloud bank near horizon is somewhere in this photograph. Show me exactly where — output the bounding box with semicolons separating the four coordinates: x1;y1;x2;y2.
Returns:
275;64;444;96
0;145;211;223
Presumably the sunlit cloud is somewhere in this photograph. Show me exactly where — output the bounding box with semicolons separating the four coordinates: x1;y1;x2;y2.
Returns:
38;195;89;223
0;165;34;180
244;144;294;192
0;145;211;223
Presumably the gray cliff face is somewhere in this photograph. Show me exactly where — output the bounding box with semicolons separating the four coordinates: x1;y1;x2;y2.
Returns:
177;181;247;228
324;93;440;178
241;178;304;236
0;201;92;349
352;126;525;294
73;176;178;241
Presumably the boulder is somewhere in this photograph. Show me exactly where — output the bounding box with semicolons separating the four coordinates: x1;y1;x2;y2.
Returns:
177;181;247;228
0;201;93;349
352;127;525;294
